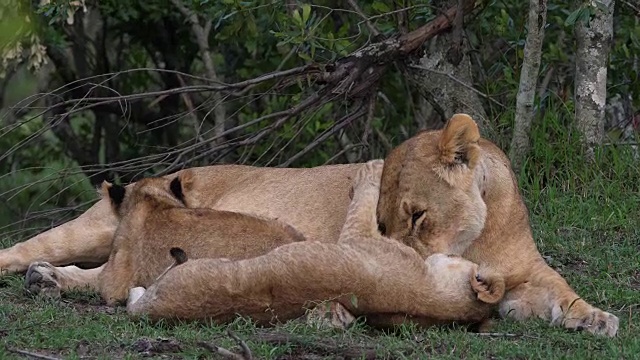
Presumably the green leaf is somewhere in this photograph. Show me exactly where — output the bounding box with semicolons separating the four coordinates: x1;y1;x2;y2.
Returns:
564;7;583;27
301;3;311;24
594;1;609;12
350;294;358;308
372;1;391;13
292;9;302;27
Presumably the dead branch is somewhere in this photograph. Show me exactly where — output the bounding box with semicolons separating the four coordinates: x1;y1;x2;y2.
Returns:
199;329;253;360
5;346;62;360
346;0;381;36
279;101;368;167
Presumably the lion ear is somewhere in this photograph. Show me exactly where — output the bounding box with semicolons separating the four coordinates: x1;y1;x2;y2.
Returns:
169;169;194;205
101;181;126;208
438;114;481;168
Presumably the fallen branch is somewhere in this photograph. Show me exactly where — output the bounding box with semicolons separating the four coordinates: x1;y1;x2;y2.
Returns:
5;346;62;360
199;329;253;360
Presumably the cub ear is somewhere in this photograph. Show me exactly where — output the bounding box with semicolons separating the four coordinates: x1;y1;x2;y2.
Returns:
169;247;188;265
470;266;505;305
101;181;126;208
438;114;481;168
169;169;194;205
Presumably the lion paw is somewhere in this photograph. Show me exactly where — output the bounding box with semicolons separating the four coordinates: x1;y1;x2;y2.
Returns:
552;303;619;337
470;267;505;304
24;262;61;298
352;160;384;192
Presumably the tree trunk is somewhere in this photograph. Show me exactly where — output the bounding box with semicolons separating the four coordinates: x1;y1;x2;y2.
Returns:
405;0;486;130
574;0;615;160
509;0;548;173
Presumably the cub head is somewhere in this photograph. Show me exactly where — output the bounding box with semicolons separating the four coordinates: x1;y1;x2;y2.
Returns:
100;169;196;217
377;114;487;257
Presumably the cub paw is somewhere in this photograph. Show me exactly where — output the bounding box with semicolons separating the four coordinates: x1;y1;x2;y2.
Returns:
552;302;619;337
470;266;505;304
351;160;384;194
306;301;356;331
127;287;147;312
24;262;61;298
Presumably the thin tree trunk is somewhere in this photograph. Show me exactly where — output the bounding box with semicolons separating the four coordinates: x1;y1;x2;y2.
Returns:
574;0;615;160
406;0;487;130
170;0;227;149
509;0;548;173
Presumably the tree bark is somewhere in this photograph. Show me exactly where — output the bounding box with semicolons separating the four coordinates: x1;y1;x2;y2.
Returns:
575;0;615;160
509;0;548;173
405;0;487;129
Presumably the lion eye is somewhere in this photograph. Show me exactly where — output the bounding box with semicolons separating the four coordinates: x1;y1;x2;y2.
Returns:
411;211;425;228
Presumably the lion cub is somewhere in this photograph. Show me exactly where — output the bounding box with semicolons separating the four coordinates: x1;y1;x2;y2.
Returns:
126;161;505;327
98;170;305;305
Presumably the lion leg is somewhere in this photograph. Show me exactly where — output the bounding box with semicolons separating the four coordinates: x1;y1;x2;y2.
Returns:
338;160;384;242
499;259;619;337
25;263;103;297
311;160;382;328
98;250;136;306
0;199;117;273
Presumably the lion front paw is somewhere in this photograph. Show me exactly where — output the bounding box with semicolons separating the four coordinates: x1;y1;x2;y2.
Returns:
24;262;62;298
352;160;384;191
552;302;619;337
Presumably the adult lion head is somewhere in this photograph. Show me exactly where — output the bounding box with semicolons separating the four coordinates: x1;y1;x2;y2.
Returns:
377;114;488;257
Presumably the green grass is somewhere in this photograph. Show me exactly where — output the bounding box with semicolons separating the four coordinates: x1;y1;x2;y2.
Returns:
1;187;638;359
1;121;639;359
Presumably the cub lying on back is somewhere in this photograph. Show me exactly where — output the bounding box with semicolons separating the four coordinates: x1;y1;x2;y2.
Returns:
127;161;505;327
99;171;305;305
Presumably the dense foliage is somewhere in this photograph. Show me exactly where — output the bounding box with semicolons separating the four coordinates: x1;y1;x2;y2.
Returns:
0;0;638;236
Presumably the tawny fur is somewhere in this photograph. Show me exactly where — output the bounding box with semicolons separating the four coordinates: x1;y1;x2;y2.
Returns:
0;114;619;337
127;161;505;326
98;173;305;305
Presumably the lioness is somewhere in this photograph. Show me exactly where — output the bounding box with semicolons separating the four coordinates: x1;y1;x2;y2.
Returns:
1;114;619;336
126;161;505;326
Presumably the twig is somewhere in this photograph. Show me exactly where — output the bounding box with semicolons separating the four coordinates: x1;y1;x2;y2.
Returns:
621;0;640;16
408;64;505;108
346;0;381;36
199;329;253;360
473;332;519;337
5;347;62;360
473;332;540;339
279;102;367;167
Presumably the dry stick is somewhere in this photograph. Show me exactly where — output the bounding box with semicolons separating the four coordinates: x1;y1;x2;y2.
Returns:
5;347;62;360
278;103;367;167
346;0;381;36
407;64;505;108
199;329;253;360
